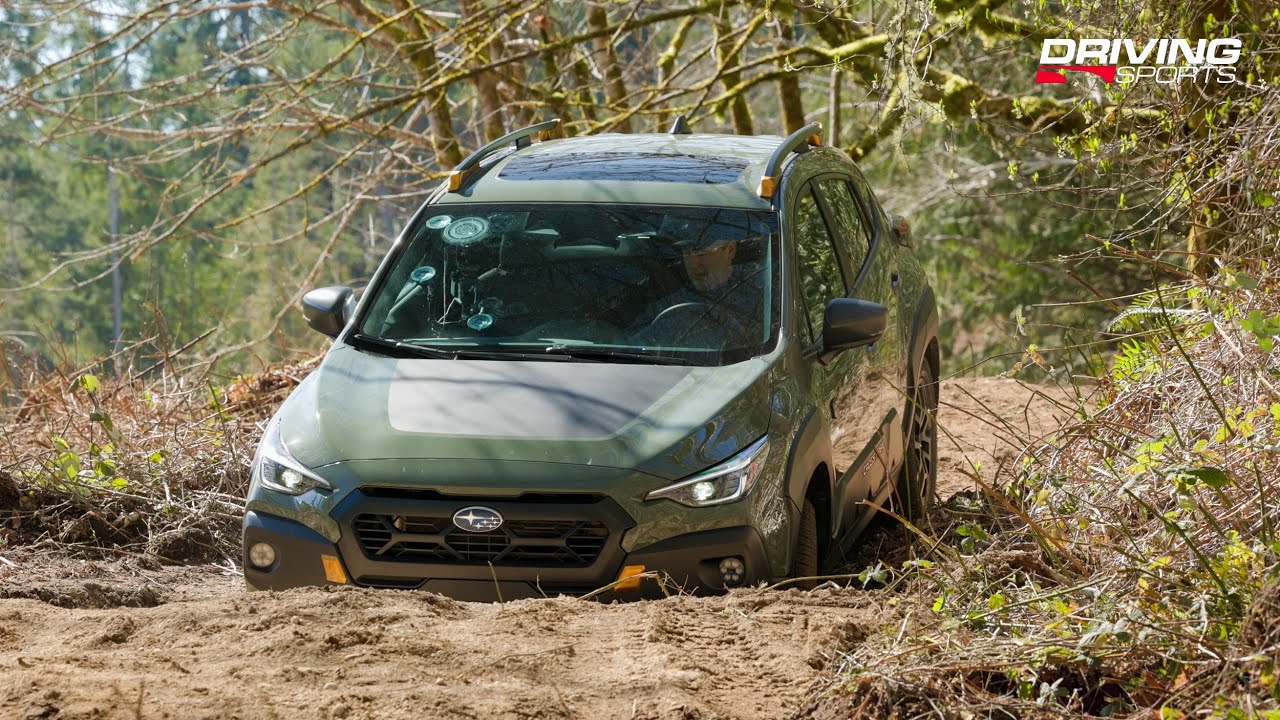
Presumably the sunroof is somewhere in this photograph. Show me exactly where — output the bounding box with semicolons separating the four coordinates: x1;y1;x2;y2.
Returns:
498;152;748;184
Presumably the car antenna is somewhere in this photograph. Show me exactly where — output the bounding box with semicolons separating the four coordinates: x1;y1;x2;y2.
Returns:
668;115;692;135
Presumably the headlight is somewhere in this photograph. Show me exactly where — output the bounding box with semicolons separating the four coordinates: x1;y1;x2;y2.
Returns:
252;422;332;496
645;436;769;507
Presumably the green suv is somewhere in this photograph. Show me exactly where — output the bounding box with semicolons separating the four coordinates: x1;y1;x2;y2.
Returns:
242;118;939;600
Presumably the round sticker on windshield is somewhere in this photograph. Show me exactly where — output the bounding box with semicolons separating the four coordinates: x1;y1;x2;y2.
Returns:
443;217;490;246
426;215;452;230
466;313;494;331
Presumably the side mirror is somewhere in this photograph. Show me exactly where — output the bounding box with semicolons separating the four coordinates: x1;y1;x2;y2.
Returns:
302;286;355;338
890;214;912;247
821;298;888;361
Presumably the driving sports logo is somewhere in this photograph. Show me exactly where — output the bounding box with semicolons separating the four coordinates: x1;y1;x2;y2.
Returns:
1036;38;1242;85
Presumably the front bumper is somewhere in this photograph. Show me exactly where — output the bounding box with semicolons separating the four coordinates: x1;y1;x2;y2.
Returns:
243;498;772;601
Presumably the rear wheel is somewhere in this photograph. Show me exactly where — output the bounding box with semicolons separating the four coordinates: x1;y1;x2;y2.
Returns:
896;360;939;522
792;499;819;590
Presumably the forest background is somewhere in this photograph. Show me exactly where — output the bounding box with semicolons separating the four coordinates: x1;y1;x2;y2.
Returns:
5;0;1274;383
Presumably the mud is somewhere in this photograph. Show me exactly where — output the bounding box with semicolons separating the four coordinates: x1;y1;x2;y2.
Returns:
0;377;1072;719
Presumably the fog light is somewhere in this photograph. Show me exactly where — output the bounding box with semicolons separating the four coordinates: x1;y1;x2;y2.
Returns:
248;542;276;569
719;556;745;586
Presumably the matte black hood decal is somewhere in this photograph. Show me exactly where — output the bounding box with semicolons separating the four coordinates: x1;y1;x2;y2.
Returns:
387;360;691;439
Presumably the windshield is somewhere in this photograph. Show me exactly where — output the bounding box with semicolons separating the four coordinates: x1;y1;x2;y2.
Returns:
357;204;779;365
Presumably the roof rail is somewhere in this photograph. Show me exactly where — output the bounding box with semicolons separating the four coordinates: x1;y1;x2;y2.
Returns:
756;122;822;200
668;115;692;134
447;118;561;192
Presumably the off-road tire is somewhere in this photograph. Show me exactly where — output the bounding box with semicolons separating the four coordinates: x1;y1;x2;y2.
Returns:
792;498;819;590
895;360;939;522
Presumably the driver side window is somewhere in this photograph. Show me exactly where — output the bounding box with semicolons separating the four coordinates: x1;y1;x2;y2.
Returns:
793;186;847;343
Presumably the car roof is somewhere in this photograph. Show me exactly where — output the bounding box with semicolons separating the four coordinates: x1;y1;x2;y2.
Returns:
435;133;790;211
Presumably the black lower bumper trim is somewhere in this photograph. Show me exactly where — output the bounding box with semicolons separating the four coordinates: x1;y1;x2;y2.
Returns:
614;525;772;600
243;510;342;591
243;509;773;602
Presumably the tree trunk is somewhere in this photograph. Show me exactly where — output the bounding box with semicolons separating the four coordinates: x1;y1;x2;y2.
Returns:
533;12;572;133
419;45;463;167
107;136;122;371
587;3;632;132
715;18;754;135
656;16;698;129
775;10;806;133
462;1;506;141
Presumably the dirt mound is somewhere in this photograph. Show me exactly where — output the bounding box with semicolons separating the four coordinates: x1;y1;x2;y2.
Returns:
1;579;162;609
0;584;888;720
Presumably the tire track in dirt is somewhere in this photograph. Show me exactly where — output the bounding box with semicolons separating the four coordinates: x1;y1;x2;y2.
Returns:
0;587;881;719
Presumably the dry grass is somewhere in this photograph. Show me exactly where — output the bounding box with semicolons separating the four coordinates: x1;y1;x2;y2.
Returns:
811;269;1280;717
0;356;318;564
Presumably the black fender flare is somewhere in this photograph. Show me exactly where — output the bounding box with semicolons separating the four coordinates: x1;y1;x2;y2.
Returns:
782;406;835;549
903;285;940;434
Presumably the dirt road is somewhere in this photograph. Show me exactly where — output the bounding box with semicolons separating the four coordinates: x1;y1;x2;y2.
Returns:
0;377;1074;720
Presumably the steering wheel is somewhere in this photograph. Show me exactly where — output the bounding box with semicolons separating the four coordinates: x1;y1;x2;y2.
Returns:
649;302;708;327
635;302;715;346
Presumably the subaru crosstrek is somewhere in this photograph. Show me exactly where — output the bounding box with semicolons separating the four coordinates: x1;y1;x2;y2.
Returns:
242;118;940;601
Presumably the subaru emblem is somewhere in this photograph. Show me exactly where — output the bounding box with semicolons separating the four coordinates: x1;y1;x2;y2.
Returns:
452;506;504;533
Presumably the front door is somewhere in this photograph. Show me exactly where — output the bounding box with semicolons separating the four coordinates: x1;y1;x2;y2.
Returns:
812;176;903;510
790;182;877;540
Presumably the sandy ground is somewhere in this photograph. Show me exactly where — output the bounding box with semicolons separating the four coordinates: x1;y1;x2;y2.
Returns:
0;377;1075;720
933;376;1079;497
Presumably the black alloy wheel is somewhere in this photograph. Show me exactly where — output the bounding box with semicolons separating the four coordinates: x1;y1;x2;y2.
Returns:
896;361;939;522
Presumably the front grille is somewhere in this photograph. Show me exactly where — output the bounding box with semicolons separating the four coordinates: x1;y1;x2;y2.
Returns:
352;513;610;567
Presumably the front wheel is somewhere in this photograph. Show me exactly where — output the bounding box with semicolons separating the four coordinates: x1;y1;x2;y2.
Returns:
895;360;939;522
791;499;819;590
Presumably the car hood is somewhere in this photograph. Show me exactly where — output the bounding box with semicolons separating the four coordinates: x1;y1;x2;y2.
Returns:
275;344;774;481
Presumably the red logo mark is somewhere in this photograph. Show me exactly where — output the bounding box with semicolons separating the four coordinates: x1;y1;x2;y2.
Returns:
1035;65;1118;84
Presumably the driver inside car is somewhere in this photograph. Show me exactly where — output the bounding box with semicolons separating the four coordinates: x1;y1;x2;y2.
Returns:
636;213;766;351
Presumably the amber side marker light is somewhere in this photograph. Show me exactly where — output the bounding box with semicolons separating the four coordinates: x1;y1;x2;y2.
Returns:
446;168;474;192
321;554;348;584
614;564;647;592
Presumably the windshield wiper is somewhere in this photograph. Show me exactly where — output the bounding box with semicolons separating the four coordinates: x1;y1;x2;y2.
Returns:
350;334;573;362
349;333;459;359
541;345;698;366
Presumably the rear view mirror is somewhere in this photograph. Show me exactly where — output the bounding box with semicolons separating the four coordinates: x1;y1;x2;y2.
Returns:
821;298;888;362
302;286;355;338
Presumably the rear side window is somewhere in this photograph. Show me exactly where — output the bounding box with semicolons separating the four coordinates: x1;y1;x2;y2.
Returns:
814;178;872;283
848;171;889;238
793;187;847;340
